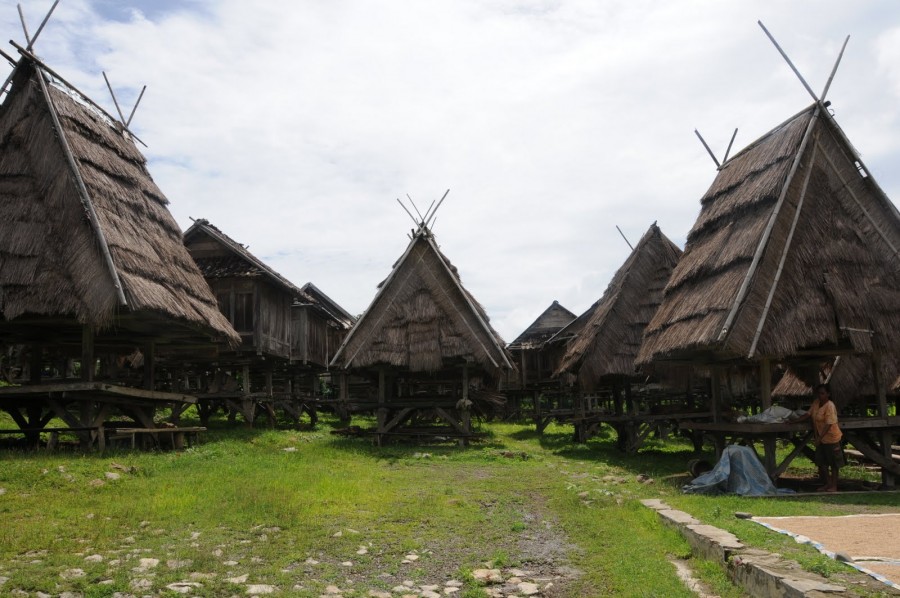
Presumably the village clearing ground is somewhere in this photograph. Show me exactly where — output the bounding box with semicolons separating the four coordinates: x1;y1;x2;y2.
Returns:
0;417;896;597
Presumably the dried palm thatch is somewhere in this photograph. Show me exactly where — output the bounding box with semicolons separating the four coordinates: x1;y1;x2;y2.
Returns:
772;355;900;411
331;228;513;375
555;223;682;389
507;300;576;350
639;104;900;366
0;59;238;346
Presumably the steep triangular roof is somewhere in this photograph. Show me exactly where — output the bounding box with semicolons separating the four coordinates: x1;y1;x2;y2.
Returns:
330;227;513;373
555;223;682;387
639;103;900;366
507;300;576;350
0;55;238;346
183;218;309;299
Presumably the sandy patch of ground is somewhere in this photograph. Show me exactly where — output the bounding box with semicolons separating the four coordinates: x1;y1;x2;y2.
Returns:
753;513;900;589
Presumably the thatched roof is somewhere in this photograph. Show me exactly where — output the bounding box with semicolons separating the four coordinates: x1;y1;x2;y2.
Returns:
0;57;239;346
772;355;899;411
639;103;900;366
507;300;576;350
330;227;514;374
555;223;682;388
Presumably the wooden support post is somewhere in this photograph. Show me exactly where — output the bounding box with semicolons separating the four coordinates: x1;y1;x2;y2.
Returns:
759;358;772;410
242;365;251;395
264;366;276;427
142;342;155;390
377;367;387;434
759;358;776;472
872;351;895;488
29;345;42;384
519;349;526;388
81;326;94;382
459;363;471;447
710;367;725;457
338;372;350;424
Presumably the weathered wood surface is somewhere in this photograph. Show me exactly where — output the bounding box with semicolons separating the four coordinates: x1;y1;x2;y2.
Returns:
0;382;197;404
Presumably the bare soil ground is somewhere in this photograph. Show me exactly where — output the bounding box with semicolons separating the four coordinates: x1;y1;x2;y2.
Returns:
753;513;900;589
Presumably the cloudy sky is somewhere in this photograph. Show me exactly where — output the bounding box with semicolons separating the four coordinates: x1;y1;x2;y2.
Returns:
3;0;899;342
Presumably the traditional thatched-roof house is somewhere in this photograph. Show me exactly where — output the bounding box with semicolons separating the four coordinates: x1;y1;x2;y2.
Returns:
182;218;353;424
543;224;699;448
556;223;682;389
638;105;900;370
636;98;900;481
0;46;239;446
0;57;239;352
330;224;514;442
507;300;576;389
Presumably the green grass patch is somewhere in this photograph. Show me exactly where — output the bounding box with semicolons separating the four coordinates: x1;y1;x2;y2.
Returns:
0;416;896;596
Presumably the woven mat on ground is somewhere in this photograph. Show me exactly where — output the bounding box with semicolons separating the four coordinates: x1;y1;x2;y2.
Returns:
753;513;900;590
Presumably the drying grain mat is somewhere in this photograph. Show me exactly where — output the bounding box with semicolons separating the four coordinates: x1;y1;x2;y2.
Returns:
752;513;900;590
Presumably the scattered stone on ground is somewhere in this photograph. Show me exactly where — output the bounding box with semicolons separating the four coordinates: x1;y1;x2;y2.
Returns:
227;574;250;583
166;581;202;594
246;583;276;594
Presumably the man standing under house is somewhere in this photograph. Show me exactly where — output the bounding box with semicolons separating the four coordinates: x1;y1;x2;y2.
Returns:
798;384;844;492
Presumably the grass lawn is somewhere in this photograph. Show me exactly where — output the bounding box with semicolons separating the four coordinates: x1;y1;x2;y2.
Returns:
0;414;896;597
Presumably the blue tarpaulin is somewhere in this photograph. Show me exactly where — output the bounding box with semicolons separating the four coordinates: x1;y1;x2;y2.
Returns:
683;445;795;496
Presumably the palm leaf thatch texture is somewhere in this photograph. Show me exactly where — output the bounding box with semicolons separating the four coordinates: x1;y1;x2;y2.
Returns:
331;227;513;376
638;104;900;366
555;224;682;389
772;356;899;412
0;58;238;346
507;300;576;351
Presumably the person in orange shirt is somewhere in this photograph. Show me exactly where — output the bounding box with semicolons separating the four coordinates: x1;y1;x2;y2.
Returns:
799;383;843;492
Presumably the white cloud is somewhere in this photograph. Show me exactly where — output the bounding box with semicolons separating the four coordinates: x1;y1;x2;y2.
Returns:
2;0;899;341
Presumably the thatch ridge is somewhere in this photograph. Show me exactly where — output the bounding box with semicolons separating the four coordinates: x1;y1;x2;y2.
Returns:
0;60;238;345
555;223;682;388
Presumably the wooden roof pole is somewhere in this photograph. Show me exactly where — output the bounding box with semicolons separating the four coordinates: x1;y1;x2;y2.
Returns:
747;140;820;358
819;36;850;102
0;0;59;98
35;65;128;307
717;107;820;343
11;42;147;146
758;21;819;103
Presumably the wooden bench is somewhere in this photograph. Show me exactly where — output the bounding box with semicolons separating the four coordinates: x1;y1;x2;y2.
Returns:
103;426;206;450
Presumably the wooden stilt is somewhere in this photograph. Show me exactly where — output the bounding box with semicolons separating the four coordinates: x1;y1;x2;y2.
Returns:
142;342;155;390
871;351;895;488
81;326;94;382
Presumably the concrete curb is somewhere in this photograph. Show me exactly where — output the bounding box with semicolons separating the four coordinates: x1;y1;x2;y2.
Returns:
641;499;858;597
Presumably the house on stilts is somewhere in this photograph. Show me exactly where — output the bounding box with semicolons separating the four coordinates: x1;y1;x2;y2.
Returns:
0;42;240;449
637;85;900;484
504;300;576;419
549;223;702;450
330;218;514;444
182;218;354;425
